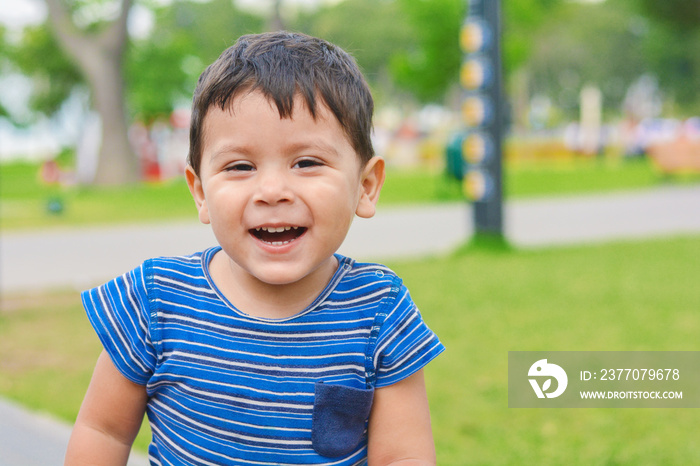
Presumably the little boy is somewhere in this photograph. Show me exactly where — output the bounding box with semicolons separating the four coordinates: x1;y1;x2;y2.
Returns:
66;31;444;465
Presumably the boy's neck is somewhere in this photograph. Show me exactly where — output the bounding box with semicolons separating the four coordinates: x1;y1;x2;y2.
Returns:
208;250;340;320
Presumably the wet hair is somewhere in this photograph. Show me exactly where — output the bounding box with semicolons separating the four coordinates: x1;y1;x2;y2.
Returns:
188;31;375;175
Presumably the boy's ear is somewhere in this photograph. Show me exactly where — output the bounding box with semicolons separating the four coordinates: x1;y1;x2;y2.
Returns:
355;156;385;219
185;165;210;225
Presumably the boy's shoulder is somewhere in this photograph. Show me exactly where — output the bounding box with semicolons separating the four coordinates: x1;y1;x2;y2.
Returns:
145;248;217;271
343;257;396;276
140;249;213;285
337;255;404;289
147;250;208;267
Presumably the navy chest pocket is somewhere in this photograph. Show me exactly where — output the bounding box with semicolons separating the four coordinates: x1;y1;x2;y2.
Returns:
311;382;375;457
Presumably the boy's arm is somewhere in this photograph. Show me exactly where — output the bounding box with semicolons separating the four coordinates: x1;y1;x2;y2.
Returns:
65;350;148;466
367;369;436;466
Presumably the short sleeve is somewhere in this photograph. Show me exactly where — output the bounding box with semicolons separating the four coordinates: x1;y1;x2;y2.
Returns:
81;260;157;385
372;281;445;388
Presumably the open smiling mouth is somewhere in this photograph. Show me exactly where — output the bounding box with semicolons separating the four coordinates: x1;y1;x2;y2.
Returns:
250;226;307;246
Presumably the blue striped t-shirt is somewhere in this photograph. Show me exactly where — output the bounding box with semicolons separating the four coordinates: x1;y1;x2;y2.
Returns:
83;247;444;465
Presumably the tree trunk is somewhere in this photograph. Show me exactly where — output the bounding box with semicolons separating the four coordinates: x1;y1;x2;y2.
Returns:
268;0;286;31
82;44;139;185
44;0;139;185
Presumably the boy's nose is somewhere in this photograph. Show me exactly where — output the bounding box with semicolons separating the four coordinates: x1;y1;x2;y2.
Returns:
253;169;294;205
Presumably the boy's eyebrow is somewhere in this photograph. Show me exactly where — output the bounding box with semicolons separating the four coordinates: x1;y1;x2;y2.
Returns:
208;140;343;163
283;140;342;158
206;143;256;165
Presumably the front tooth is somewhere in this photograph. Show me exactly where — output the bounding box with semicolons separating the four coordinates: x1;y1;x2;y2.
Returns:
261;226;292;233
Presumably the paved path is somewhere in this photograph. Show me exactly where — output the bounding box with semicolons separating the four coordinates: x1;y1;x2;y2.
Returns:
0;397;148;466
2;185;699;294
1;184;699;464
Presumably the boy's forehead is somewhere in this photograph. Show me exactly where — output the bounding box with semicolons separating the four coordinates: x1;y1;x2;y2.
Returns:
200;90;359;159
202;90;338;134
225;89;321;119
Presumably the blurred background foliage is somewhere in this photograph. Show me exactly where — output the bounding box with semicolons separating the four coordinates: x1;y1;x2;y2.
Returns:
3;0;700;123
0;0;699;184
2;22;82;125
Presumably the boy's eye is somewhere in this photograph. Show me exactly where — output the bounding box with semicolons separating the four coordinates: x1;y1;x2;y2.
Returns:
294;159;323;169
225;162;254;172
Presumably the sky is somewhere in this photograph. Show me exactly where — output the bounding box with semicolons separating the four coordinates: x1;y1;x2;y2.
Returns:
0;0;45;29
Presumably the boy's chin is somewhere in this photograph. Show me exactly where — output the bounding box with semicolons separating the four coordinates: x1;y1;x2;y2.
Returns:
245;257;339;289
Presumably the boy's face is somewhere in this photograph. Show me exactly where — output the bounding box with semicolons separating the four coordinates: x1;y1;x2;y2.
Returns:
186;90;384;293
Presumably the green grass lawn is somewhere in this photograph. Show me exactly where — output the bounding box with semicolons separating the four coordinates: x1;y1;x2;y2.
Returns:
394;236;700;465
2;235;699;464
2;156;697;231
0;161;196;231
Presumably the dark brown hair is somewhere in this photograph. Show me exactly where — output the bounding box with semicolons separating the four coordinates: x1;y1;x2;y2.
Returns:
188;31;375;175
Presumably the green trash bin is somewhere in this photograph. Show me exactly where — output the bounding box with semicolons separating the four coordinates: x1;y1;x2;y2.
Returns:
445;132;466;181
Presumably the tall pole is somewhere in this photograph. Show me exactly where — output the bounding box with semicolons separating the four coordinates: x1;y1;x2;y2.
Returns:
460;0;504;238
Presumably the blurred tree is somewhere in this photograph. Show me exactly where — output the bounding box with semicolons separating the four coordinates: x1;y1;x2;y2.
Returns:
631;0;700;115
293;0;414;103
126;0;263;124
43;0;137;185
0;26;10;119
387;0;564;105
644;29;700;115
5;0;262;184
637;0;700;31
501;0;562;75
268;0;286;31
525;1;647;121
508;0;700;126
7;24;83;126
389;0;465;104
